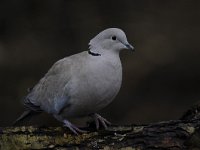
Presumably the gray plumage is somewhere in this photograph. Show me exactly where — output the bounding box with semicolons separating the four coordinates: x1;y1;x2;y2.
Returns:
14;28;134;134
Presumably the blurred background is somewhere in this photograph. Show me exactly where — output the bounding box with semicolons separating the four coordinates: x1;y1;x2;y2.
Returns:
1;0;200;127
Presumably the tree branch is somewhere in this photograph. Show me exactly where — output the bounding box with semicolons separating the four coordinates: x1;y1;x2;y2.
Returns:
1;103;200;149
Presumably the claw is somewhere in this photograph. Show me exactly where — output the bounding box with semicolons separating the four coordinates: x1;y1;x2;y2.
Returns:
94;116;100;130
91;113;111;130
63;120;87;135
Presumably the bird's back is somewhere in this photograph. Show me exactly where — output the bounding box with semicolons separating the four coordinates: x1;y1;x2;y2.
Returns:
24;52;86;114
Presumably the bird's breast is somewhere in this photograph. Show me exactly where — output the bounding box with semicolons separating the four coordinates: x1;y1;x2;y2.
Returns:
65;56;122;117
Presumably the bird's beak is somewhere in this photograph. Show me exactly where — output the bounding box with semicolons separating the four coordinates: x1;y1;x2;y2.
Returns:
125;43;134;51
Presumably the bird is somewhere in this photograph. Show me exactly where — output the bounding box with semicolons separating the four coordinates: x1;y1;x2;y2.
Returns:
14;28;134;134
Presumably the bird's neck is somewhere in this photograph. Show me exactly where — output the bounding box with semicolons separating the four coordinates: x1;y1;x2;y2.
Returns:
88;50;101;56
89;47;120;58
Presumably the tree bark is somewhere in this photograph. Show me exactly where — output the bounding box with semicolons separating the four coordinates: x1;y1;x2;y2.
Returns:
1;103;200;150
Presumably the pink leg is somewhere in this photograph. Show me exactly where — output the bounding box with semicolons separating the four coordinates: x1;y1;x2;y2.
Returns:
63;120;87;135
91;113;111;130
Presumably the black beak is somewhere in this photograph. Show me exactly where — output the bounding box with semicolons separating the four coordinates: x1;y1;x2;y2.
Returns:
125;43;134;51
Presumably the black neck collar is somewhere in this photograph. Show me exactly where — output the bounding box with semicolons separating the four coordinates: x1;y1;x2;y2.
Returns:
88;50;101;56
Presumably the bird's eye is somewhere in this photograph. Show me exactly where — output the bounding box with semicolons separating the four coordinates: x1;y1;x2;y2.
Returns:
111;36;117;41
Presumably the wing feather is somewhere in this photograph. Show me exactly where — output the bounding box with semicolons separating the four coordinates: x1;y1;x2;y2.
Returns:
24;57;73;114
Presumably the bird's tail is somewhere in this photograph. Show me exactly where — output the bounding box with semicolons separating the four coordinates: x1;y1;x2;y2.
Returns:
13;110;39;126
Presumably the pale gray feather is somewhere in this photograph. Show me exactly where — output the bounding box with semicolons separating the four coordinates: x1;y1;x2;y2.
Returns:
15;28;134;132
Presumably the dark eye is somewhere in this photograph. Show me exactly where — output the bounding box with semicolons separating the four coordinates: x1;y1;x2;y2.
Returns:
111;36;117;41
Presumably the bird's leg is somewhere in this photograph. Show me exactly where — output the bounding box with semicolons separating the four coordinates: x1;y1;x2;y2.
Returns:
63;119;87;135
91;113;111;130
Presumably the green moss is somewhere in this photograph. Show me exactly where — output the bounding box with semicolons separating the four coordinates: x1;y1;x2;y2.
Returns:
0;126;96;149
181;126;195;134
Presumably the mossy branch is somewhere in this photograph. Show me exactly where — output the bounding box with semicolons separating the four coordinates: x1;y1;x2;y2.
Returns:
1;103;200;150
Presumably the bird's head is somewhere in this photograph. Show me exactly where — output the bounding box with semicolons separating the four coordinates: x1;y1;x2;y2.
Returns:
89;28;134;55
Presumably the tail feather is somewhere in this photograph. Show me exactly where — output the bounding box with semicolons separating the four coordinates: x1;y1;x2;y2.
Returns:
13;110;39;126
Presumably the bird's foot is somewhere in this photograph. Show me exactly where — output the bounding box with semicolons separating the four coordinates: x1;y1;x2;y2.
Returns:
63;120;87;135
91;113;111;130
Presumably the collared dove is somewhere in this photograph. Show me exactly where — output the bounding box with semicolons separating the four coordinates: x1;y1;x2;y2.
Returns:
14;28;134;134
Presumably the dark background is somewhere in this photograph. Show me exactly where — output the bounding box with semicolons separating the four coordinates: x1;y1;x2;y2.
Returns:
1;0;200;127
